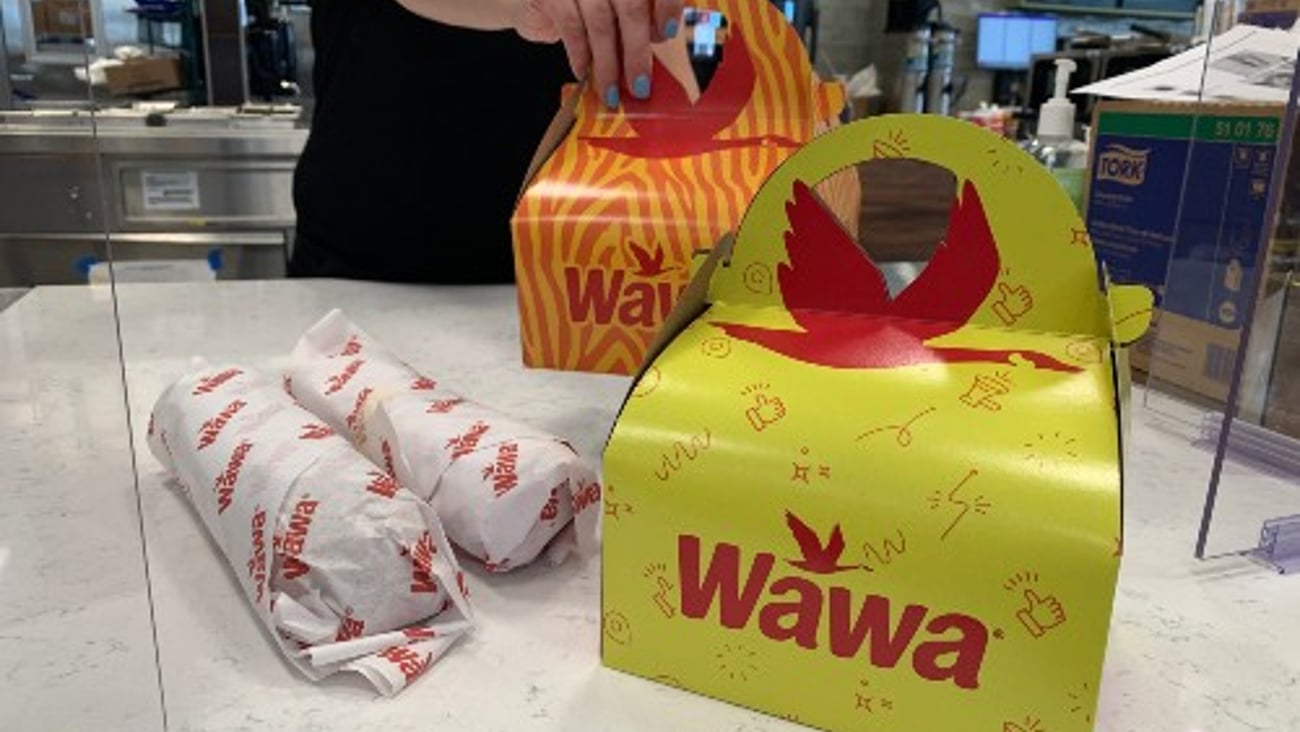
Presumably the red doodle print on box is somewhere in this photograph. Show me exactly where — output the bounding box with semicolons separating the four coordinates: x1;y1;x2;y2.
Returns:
741;383;786;432
1071;227;1091;248
604;483;634;521
247;505;267;604
456;570;470;600
986;147;1025;177
860;529;907;573
654;428;712;482
631;367;661;398
377;645;431;684
700;336;733;359
927;469;989;541
1003;716;1045;732
1068;681;1095;725
426;397;466;414
411;376;437;391
481;442;520;498
214;440;253;514
857;407;936;448
197;399;247;450
992;281;1035;326
873;129;910;159
791;446;832;485
324;358;364;396
1024;431;1080;470
446;420;490;459
715;643;759;682
959;371;1013;412
1004;571;1067;639
192;367;243;396
854;678;895;715
603;610;632;645
643;562;677;618
279;496;319;581
366;470;399;499
742;262;774;295
484;557;512;574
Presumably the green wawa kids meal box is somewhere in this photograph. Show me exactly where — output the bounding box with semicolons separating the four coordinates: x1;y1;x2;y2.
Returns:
600;114;1153;731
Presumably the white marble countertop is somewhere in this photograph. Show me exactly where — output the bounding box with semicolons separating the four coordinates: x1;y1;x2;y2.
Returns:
2;279;1298;732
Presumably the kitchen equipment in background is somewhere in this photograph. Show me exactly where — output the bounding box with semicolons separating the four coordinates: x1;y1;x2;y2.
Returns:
246;0;299;100
926;22;959;115
0;106;304;286
899;24;930;113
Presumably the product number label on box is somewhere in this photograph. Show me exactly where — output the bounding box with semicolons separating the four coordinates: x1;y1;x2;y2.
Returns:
142;170;201;212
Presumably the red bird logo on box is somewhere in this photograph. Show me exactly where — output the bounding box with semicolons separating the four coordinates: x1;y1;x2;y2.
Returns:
628;241;672;277
785;511;859;574
579;28;798;159
712;180;1079;373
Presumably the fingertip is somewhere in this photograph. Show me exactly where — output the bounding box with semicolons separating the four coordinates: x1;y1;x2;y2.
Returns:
604;84;621;110
632;73;651;99
663;17;678;39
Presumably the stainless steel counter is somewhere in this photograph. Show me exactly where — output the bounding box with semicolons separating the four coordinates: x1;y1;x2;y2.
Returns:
0;108;307;285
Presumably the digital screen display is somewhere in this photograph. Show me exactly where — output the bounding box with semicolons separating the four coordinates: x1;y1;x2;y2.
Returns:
977;15;1059;71
684;7;728;60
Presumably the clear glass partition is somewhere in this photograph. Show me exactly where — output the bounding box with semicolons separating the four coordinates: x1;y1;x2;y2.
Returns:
0;0;167;729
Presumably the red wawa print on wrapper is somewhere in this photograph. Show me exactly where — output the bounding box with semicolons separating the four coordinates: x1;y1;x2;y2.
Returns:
192;368;243;396
278;496;319;581
214;440;254;514
197;399;247;450
579;27;797;158
678;510;991;691
712;181;1079;373
377;645;431;684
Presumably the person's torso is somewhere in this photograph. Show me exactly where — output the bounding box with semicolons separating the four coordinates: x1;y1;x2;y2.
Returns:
295;0;572;282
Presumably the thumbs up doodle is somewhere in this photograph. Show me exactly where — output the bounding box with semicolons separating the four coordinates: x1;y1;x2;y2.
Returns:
992;282;1034;325
1016;588;1066;638
745;391;787;432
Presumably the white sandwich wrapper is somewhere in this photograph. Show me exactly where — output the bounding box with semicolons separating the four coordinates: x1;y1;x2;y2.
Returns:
284;310;602;573
147;362;474;696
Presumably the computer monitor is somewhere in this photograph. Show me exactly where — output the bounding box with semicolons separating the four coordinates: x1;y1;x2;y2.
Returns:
977;14;1059;71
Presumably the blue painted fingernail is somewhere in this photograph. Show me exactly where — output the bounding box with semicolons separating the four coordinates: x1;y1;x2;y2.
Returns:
632;74;651;99
604;84;620;109
665;18;679;38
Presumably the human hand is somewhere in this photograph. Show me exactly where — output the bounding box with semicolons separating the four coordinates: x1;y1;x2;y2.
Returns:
513;0;685;109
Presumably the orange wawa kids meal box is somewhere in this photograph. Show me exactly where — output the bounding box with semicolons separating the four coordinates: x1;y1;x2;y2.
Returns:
511;0;856;375
601;115;1154;731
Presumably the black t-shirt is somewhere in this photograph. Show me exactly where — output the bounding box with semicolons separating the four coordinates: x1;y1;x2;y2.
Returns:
291;0;572;283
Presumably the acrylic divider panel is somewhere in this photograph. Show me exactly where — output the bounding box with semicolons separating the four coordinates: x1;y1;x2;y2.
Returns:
0;0;168;727
1103;7;1300;563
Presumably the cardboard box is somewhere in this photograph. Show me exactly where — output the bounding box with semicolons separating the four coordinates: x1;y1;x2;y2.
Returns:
33;0;92;38
602;115;1152;731
104;57;183;96
1086;100;1283;402
511;0;853;375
